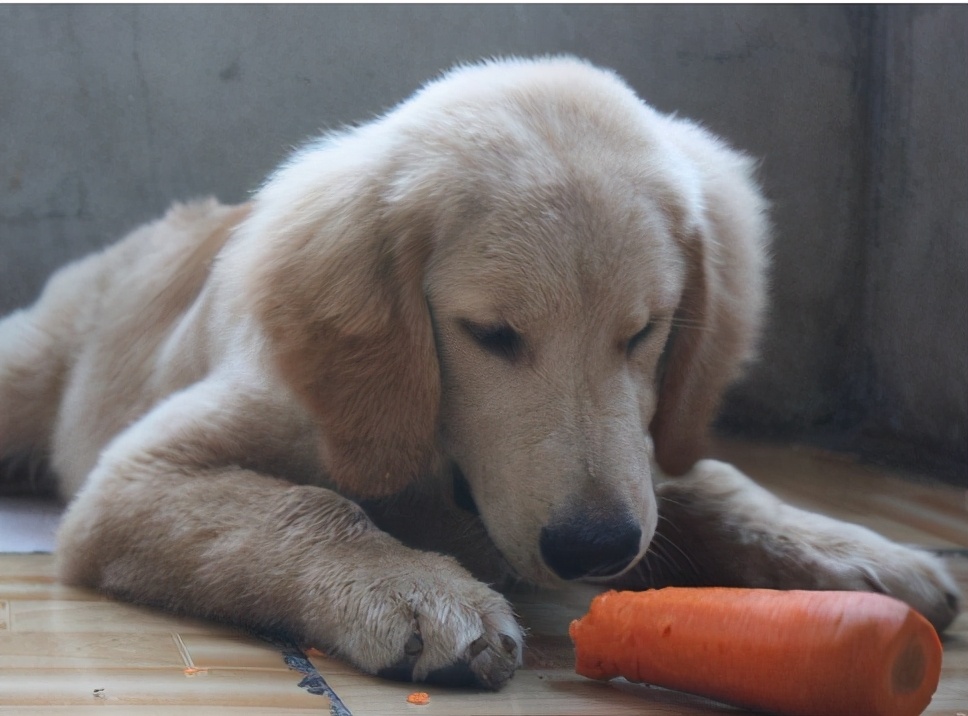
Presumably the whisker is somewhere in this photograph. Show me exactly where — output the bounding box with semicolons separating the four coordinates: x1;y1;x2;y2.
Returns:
652;530;700;581
669;317;711;331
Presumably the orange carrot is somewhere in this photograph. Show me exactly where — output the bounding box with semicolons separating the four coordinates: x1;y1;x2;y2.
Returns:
569;588;942;716
406;691;430;705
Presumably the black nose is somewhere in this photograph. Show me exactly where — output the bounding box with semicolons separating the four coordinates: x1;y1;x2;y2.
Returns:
540;514;642;580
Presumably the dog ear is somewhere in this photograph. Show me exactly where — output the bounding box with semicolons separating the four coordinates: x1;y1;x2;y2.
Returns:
650;142;769;477
244;150;441;497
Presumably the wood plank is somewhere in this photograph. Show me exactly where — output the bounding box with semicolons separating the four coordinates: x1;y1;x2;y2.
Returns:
0;633;185;669
324;670;746;716
7;600;239;635
0;441;965;713
177;634;300;671
0;709;327;715
0;667;329;708
710;439;968;548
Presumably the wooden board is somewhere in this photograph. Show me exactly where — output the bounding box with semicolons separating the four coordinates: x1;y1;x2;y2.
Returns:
0;440;966;714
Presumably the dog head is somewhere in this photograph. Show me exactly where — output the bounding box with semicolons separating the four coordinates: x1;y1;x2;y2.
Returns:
246;58;768;586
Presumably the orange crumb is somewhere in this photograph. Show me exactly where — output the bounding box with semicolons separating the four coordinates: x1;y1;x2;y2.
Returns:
305;647;326;657
406;691;430;705
183;667;206;676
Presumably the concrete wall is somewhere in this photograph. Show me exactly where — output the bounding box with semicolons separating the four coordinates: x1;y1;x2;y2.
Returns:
855;6;968;477
1;5;964;481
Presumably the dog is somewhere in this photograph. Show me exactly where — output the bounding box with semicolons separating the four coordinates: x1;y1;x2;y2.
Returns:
0;57;959;689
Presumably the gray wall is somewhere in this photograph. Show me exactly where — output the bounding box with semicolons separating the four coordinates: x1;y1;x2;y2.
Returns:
1;5;965;482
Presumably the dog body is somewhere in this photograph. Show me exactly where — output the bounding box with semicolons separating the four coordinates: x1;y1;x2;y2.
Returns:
0;58;958;688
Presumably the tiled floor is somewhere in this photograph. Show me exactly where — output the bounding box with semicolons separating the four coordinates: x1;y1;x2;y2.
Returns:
0;441;966;714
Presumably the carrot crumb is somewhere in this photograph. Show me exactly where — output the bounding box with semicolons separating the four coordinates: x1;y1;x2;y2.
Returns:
406;691;430;705
183;667;206;676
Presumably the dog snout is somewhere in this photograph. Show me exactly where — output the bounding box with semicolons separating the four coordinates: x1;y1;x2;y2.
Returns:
539;513;642;581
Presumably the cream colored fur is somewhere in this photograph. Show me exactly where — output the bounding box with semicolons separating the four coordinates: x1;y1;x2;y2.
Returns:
0;57;958;689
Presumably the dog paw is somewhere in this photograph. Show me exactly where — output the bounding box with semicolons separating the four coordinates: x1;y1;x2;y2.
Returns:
379;615;521;690
658;460;961;633
803;520;961;632
748;509;962;633
312;549;522;689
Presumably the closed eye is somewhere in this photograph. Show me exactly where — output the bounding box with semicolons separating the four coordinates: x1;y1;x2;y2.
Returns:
626;320;655;355
462;320;523;361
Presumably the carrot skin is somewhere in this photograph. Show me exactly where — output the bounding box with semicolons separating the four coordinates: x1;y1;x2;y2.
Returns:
569;588;942;716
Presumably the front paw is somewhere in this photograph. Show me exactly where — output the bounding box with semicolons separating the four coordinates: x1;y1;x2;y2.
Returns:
755;510;961;632
658;459;961;632
379;616;521;690
311;551;523;689
807;519;961;632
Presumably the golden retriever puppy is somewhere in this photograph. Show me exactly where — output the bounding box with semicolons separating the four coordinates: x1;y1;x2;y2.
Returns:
0;57;959;689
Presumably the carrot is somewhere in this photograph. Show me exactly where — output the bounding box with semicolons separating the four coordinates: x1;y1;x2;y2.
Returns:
569;588;942;716
406;691;430;705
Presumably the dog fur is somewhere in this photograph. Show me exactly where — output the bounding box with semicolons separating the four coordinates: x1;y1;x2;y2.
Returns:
0;57;959;689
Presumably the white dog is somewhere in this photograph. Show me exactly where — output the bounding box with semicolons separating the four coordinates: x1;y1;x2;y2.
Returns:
0;57;958;689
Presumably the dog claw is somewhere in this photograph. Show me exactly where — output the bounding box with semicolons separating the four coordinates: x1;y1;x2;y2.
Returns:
468;635;488;658
421;631;520;690
376;628;424;681
499;633;517;657
404;632;424;657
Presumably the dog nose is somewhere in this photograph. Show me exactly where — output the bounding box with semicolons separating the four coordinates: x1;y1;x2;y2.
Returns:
540;514;642;581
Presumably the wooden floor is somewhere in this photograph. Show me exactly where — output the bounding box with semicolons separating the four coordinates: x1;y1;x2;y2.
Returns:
0;440;965;715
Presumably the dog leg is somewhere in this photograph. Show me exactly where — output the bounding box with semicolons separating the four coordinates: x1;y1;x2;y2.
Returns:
55;382;522;689
0;303;77;492
361;480;515;588
0;280;87;460
613;459;961;632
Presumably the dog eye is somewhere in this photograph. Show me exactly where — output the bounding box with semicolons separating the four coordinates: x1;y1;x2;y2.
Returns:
626;321;655;355
462;321;523;361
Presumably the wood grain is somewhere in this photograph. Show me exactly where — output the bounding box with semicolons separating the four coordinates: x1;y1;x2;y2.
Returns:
0;440;965;714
